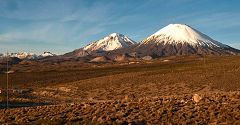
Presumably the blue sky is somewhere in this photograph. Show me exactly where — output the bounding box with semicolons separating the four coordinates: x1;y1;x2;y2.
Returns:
0;0;240;54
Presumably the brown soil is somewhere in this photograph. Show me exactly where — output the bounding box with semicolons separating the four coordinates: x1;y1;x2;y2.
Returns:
0;55;240;124
1;92;240;124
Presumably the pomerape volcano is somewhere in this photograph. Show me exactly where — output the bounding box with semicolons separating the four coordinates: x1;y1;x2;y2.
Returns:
83;33;136;52
64;33;136;58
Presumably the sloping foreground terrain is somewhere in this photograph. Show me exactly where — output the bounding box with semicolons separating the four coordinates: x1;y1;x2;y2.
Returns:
0;56;240;124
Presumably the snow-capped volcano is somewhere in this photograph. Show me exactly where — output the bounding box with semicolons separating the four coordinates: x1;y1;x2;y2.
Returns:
142;24;226;47
64;33;136;58
135;24;239;57
83;33;136;52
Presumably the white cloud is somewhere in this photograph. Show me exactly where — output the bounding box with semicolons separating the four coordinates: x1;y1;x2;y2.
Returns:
0;23;74;54
0;24;56;43
0;0;117;45
0;0;78;21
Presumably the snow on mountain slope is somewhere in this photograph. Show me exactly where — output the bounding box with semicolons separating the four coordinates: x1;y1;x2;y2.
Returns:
142;24;227;48
83;33;136;52
0;51;56;60
131;24;240;57
39;52;55;58
10;52;38;59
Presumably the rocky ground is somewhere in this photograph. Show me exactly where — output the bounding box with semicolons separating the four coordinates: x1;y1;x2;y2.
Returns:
1;92;240;124
1;56;240;124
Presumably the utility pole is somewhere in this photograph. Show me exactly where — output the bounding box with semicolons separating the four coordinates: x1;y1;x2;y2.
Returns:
6;52;9;108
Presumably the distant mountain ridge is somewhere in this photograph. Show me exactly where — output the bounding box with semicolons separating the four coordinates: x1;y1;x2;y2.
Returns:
2;24;239;62
0;52;56;60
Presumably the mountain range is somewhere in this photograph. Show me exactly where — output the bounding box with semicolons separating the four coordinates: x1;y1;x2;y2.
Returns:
64;24;239;61
0;52;56;60
1;24;239;63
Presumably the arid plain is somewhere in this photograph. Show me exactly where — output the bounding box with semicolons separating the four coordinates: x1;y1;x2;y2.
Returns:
0;55;240;124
